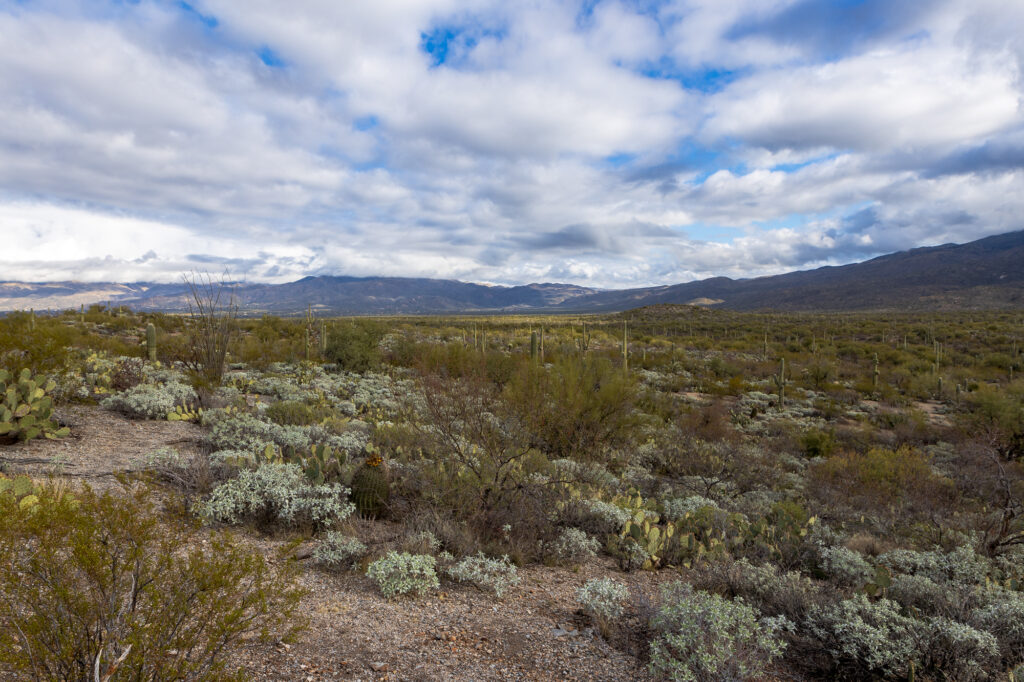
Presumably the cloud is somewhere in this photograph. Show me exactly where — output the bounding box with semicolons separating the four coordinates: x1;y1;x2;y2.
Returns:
0;0;1022;289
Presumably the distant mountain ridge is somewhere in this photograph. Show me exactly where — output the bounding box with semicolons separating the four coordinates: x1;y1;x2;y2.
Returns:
3;230;1023;314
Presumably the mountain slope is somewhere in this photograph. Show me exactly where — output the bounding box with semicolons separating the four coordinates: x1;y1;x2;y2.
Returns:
3;230;1023;314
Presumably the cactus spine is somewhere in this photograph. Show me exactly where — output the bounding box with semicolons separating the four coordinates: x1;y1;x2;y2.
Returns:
146;322;157;362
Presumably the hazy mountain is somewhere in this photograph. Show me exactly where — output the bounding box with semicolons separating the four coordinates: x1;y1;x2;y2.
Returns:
3;230;1023;314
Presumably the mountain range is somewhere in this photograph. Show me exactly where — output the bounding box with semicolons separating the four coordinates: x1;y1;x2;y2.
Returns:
3;230;1023;315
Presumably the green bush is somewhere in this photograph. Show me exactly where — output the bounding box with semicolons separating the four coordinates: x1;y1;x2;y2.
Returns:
503;356;637;461
0;484;304;680
264;400;332;426
324;321;385;372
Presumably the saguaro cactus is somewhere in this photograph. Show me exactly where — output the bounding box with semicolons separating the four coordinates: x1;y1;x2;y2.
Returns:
146;323;157;362
773;357;787;408
622;320;629;374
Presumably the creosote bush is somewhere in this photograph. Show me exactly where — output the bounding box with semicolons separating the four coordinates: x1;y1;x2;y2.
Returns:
0;483;304;680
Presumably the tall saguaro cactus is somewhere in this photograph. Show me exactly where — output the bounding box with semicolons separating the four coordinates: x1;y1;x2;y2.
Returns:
146;323;157;362
773;357;787;408
622;320;629;374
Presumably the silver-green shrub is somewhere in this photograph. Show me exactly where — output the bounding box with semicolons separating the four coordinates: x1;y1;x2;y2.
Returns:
313;532;367;570
560;498;630;536
366;552;439;599
818;546;874;586
693;558;821;622
205;410;310;454
919;617;999;681
878;545;990;586
662;495;719;522
100;382;197;420
444;553;520;597
197;463;353;527
972;590;1024;666
550;527;600;564
648;582;790;682
805;594;919;677
577;577;629;623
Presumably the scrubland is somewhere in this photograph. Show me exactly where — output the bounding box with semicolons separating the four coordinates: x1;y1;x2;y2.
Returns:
1;302;1022;680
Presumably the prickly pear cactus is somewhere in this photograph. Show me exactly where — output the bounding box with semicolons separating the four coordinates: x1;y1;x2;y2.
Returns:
0;369;70;444
351;449;390;518
0;474;41;510
299;444;347;485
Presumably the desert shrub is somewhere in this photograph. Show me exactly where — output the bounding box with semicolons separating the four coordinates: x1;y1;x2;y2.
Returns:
971;590;1024;667
818;546;874;587
877;545;991;586
313;531;367;570
265;400;332;426
918;617;999;681
549;527;600;565
0;484;303;680
692;558;822;623
197;463;354;528
616;539;650;572
324;321;385;372
809;446;954;523
110;356;146;390
888;573;955;618
503;356;637;461
805;594;919;678
648;582;790;682
366;551;439;599
204;409;310;454
800;428;836;458
100;381;197;420
577;577;629;637
662;495;720;522
444;552;520;597
559;498;631;536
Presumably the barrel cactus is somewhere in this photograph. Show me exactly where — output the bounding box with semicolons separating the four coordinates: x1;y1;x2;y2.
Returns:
350;449;390;518
0;369;69;444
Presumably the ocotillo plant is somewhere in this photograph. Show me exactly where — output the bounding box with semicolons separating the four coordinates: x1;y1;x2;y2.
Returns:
146;323;157;362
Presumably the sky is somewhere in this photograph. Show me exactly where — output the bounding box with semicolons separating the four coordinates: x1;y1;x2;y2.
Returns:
1;0;1022;288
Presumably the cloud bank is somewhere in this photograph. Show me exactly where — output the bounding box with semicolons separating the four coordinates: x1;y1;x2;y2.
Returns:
1;0;1022;287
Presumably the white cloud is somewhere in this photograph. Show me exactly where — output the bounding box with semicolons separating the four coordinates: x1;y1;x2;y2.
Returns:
0;0;1022;289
